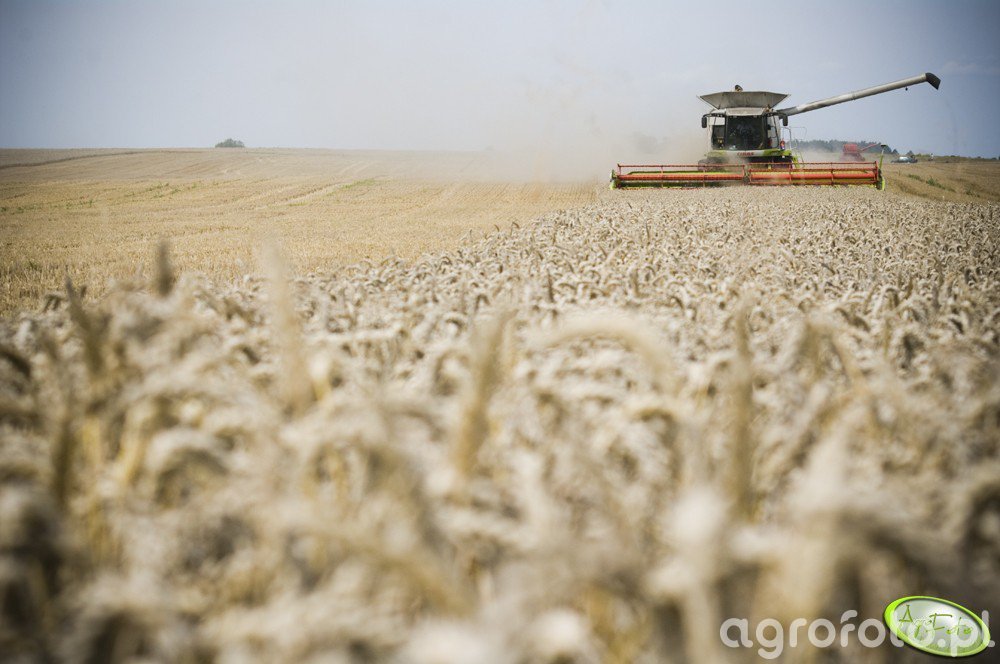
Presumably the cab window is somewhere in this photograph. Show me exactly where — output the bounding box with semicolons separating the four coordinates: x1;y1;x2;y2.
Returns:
724;116;764;150
711;123;725;148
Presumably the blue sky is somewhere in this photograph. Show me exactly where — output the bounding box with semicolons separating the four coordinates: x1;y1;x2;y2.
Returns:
1;0;998;160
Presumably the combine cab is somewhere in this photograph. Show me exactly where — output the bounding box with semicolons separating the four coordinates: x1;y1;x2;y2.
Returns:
611;72;940;189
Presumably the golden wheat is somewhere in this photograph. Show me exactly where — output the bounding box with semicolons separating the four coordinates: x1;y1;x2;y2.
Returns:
1;185;997;662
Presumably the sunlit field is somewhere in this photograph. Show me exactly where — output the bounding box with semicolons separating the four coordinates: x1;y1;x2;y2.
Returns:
2;170;997;660
0;148;598;315
4;149;999;318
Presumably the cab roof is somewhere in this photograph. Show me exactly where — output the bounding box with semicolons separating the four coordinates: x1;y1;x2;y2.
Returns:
699;91;789;110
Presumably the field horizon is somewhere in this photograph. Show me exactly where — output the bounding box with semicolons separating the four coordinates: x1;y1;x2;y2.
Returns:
2;147;999;318
1;148;603;317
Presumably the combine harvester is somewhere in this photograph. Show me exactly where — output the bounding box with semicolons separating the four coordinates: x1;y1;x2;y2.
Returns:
611;72;940;189
840;142;885;162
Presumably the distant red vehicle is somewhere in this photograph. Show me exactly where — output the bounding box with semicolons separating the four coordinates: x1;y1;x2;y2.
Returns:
841;142;883;162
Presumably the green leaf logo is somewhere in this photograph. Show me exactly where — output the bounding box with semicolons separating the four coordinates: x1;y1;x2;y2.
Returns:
884;596;991;657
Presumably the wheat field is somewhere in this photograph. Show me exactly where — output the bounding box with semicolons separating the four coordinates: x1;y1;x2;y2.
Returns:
882;159;1000;203
3;150;999;317
0;149;599;316
1;152;999;662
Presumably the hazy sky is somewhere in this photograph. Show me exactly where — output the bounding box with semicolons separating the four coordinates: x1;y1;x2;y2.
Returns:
1;0;998;161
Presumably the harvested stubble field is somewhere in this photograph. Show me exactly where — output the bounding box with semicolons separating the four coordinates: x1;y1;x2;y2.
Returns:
1;154;1000;662
2;150;999;316
882;159;1000;203
0;149;598;316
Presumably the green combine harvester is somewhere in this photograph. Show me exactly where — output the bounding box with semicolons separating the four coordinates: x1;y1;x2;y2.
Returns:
611;72;940;189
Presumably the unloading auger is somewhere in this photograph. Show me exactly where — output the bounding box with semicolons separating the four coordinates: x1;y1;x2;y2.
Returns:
611;72;940;189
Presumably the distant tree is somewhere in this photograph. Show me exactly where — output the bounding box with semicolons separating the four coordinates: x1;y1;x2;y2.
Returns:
215;138;245;148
